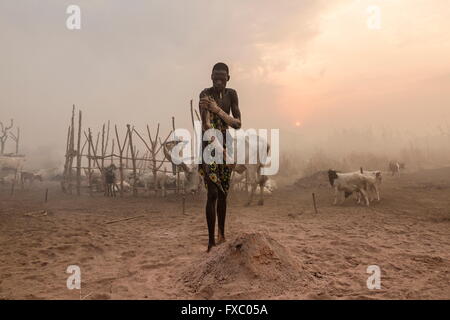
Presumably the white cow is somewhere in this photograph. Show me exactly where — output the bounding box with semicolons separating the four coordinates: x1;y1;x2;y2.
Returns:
231;173;276;195
36;166;64;181
132;170;176;197
0;173;18;185
0;155;25;170
0;155;25;179
328;170;372;206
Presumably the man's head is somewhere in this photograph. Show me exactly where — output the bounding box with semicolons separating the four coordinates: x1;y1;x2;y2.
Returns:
211;62;230;92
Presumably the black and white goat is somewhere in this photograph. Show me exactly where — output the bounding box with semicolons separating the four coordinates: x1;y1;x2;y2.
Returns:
328;170;371;206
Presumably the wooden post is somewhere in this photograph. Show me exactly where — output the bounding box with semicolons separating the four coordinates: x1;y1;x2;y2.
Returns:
87;129;93;196
63;129;70;192
126;142;129;168
85;130;105;195
94;132;100;157
101;123;107;192
105;120;110;160
16;127;19;154
62;125;71;193
76;110;82;196
10;167;18;196
182;195;186;215
68;105;76;194
111;139;115;165
149;124;160;196
115;125;128;197
45;188;49;202
127;124;138;196
172;116;180;195
20;169;24;190
101;123;106;170
312;193;318;214
245;169;249;197
190;99;195;131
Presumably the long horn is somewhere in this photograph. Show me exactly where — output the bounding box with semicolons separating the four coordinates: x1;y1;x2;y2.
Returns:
162;141;173;163
163;141;190;172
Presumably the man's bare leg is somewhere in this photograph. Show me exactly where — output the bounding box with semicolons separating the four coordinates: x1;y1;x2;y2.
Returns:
217;191;227;244
206;179;218;252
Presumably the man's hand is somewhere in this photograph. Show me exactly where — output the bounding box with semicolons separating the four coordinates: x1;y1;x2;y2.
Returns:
229;119;241;130
199;96;221;114
199;95;241;129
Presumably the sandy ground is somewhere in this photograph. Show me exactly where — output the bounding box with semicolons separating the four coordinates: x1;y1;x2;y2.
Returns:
0;167;449;300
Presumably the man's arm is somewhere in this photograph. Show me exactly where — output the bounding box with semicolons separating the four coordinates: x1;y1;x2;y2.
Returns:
199;90;212;131
230;89;241;129
200;92;241;129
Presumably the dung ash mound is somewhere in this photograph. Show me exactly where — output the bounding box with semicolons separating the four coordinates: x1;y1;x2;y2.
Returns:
180;232;312;298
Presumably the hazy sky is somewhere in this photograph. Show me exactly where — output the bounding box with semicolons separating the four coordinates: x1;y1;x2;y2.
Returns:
1;0;449;163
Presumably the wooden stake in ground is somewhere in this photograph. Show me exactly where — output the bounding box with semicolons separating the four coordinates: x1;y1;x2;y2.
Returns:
110;139;115;165
76;110;82;196
125;141;129;168
68;105;76;194
245;169;249;197
172;116;180;195
62;125;71;193
312;192;318;214
115;125;128;197
85;129;106;195
101;123;106;171
182;195;186;215
10;167;18;196
127;124;138;197
87;129;92;196
45;188;49;202
190;99;195;132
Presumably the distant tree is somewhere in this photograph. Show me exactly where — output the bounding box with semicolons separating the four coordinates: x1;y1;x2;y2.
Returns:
0;119;14;155
9;127;20;154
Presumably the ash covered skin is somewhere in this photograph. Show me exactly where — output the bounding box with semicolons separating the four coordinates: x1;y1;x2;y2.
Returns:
198;62;242;252
199;64;241;131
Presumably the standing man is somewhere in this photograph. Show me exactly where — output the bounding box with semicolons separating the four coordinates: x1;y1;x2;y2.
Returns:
199;62;242;252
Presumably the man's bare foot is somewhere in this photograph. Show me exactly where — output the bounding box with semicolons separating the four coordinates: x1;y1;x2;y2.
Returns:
217;233;226;245
207;243;216;252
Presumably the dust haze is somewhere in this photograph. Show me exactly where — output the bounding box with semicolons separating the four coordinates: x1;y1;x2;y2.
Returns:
1;0;449;172
1;1;450;301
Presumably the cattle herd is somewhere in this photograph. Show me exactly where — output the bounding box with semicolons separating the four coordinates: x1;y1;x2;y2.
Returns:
1;150;407;208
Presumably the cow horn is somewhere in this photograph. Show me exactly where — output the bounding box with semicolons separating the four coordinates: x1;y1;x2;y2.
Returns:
163;141;190;173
